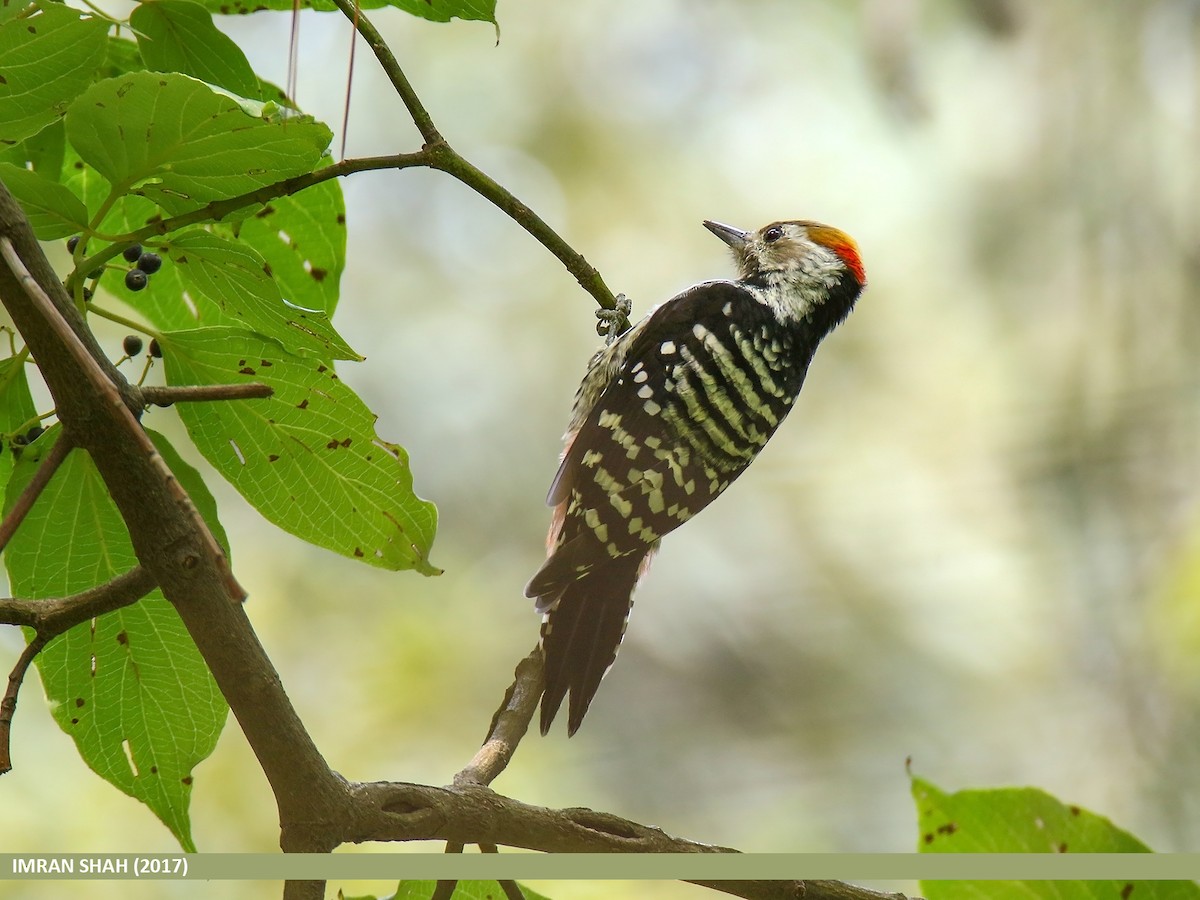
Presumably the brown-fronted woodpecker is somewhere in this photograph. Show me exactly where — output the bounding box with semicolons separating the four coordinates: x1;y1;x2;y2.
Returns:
526;219;866;735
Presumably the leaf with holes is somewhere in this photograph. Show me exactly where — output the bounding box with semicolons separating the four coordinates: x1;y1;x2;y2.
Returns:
229;164;346;316
0;161;89;240
913;775;1200;900
160;327;440;575
163;229;358;359
131;0;261;100
2;429;228;851
0;5;109;144
0;119;65;179
64;71;331;205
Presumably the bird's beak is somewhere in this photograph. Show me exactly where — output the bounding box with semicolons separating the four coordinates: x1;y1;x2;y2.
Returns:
703;220;750;250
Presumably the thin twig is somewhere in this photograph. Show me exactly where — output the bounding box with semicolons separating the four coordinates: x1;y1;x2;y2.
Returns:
453;646;543;787
431;881;458;900
70;153;430;290
327;0;622;318
0;635;46;774
0;566;158;774
138;383;274;406
327;0;441;145
498;881;525;900
0;237;242;601
0;433;73;555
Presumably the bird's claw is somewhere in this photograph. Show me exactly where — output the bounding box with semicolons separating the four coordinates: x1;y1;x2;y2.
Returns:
595;294;633;345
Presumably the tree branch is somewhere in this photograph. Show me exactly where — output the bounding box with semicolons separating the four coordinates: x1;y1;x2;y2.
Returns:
1;236;242;601
328;0;626;325
329;0;442;145
0;566;158;774
71;152;430;288
0;432;73;555
136;383;274;406
454;646;543;788
0;178;354;854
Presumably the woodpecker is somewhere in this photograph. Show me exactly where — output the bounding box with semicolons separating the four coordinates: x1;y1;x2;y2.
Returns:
526;219;866;735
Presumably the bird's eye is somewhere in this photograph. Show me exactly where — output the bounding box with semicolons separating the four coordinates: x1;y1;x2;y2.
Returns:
763;226;783;243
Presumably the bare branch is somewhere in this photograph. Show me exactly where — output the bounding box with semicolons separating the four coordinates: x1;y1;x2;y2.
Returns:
137;383;274;406
0;565;157;632
328;0;442;145
0;636;45;775
0;433;73;555
0;566;158;774
455;646;543;787
75;153;430;286
327;0;623;319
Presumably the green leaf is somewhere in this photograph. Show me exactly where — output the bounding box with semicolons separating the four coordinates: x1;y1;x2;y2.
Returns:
64;71;331;203
195;0;496;25
160;327;440;575
131;0;261;100
0;161;89;239
0;355;36;503
163;229;357;359
2;429;229;852
0;5;109;145
913;775;1200;900
0;120;65;180
100;35;147;80
229;163;346;316
0;0;31;26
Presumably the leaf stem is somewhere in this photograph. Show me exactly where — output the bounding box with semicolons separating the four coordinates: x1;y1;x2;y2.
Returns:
87;304;163;342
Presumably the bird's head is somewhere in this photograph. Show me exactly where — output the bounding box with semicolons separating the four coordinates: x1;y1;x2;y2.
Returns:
704;219;865;290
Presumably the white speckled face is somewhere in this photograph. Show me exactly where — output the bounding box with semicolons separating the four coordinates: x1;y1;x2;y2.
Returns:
738;222;843;285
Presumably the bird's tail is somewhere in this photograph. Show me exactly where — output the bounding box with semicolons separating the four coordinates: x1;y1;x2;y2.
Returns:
529;549;647;735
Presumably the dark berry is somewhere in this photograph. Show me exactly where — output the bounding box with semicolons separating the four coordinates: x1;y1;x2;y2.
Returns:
82;288;93;302
12;433;27;447
123;335;144;356
122;244;143;263
66;236;80;253
149;338;162;359
137;251;163;274
125;269;148;292
88;267;104;280
25;425;44;443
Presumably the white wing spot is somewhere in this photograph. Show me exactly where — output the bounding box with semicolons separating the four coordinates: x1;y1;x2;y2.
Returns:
637;385;653;399
660;341;676;355
633;369;649;383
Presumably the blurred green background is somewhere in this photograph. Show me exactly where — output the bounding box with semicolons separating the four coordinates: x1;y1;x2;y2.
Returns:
3;0;1200;898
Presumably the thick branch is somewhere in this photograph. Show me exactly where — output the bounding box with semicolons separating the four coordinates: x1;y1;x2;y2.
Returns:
0;179;352;852
346;781;740;853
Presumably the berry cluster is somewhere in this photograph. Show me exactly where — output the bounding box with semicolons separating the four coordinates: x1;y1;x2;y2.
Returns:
120;243;162;292
65;237;163;292
120;335;161;359
8;423;46;459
